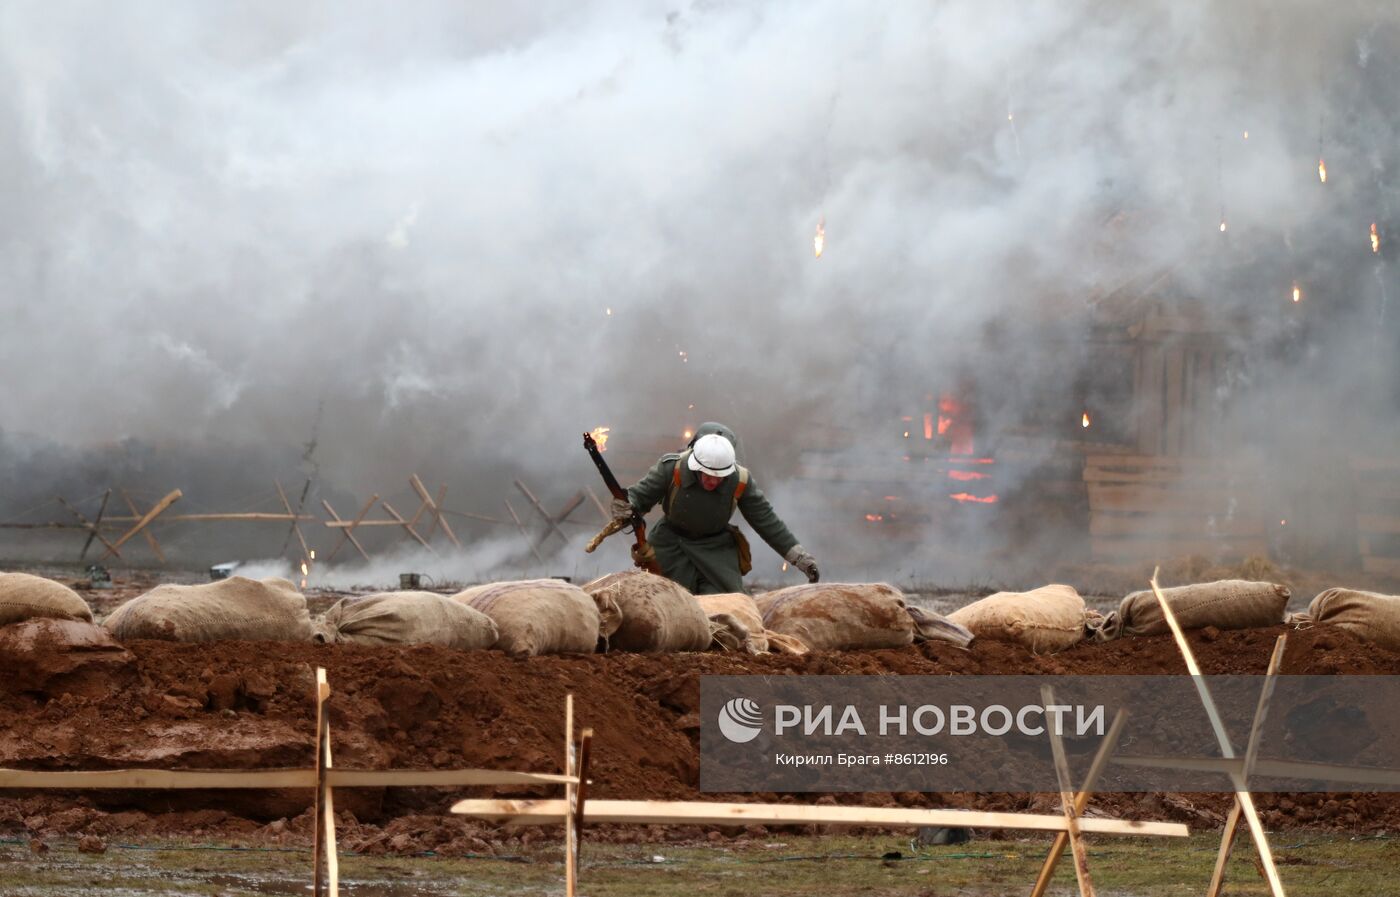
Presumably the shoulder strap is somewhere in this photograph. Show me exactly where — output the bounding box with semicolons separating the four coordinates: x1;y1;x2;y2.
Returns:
665;451;690;516
732;466;749;511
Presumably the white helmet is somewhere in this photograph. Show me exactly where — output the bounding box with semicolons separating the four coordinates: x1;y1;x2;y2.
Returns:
688;433;737;477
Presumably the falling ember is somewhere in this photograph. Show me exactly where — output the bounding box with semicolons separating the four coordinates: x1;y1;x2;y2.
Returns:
683;429;693;441
782;562;788;571
589;426;611;452
605;307;613;316
902;431;910;439
1318;158;1327;183
813;217;825;258
1219;218;1228;233
1372;223;1381;254
1243;130;1249;139
1292;281;1302;303
864;513;884;522
309;550;316;561
1082;411;1091;429
1280;519;1287;526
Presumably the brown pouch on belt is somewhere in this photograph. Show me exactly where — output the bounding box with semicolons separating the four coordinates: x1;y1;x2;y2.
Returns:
729;525;753;576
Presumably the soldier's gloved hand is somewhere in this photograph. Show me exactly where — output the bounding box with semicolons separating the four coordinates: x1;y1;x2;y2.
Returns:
610;498;635;523
785;545;820;583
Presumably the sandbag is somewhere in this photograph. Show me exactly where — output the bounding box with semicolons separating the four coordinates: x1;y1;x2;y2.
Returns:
1097;579;1290;642
454;579;602;656
947;585;1085;654
584;571;712;653
1301;589;1400;650
760;583;914;651
0;573;94;626
314;591;498;649
102;576;312;643
698;593;768;653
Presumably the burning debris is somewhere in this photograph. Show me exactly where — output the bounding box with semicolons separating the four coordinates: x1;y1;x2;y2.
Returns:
813;217;825;258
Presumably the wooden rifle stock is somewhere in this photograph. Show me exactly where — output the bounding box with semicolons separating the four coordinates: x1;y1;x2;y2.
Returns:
582;433;662;574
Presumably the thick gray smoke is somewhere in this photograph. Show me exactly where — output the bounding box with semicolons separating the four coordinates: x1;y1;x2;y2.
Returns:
2;2;1397;582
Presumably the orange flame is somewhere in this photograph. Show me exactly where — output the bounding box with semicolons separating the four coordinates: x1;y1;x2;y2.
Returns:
590;426;611;452
1372;223;1381;254
947;470;988;481
1082;411;1091;429
813;217;825;258
949;493;998;504
864;513;884;522
923;412;935;440
683;429;693;441
1318;158;1327;183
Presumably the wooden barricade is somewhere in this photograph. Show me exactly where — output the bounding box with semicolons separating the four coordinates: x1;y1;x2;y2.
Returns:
1352;458;1400;579
1085;455;1268;562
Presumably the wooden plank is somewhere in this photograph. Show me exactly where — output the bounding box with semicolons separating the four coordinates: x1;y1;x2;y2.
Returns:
320;500;371;563
1149;574;1287;897
276;481;312;563
565;695;577;897
420;484;449;541
1088;484;1260;515
104;490;181;559
411;475;461;548
451;799;1189;837
313;669;329;897
504;500;546;566
1137;345;1164;455
1041;685;1095;897
1114;755;1400;789
1164;346;1185;457
1089;514;1266;538
1357;514;1400;535
1030;712;1128;897
1362;556;1400;577
1091;537;1269;561
78;490;112;559
0;767;577;790
119;490;168;563
1207;635;1286;897
0;768;318;789
515;480;569;545
58;495;123;561
381;501;433;551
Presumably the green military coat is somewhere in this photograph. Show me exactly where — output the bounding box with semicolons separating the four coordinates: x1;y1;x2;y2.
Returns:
627;452;799;595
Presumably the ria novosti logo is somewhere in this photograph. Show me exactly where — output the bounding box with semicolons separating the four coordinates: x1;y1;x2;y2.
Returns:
717;697;764;743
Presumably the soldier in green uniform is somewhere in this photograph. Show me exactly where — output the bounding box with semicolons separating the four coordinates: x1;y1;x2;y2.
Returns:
610;422;819;594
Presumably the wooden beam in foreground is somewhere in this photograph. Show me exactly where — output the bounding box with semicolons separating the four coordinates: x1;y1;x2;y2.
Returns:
0;767;576;789
451;799;1188;838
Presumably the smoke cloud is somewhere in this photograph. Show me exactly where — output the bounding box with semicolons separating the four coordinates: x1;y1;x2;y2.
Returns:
2;2;1397;582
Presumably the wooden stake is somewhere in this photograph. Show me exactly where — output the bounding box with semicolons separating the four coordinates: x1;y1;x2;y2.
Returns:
1041;685;1095;897
564;694;577;897
104;489;181;560
575;728;593;866
320;499;371;562
1207;635;1288;897
1150;570;1286;897
420;484;448;541
585;486;611;522
117;489;168;562
313;668;330;897
504;499;546;566
78;490;112;559
276;481;312;563
381;500;434;552
515;480;569;546
59;494;123;561
325;494;379;562
1030;710;1128;897
411;475;461;547
533;491;587;551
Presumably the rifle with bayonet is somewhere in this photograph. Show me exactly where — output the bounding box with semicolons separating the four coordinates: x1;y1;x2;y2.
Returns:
582;432;662;574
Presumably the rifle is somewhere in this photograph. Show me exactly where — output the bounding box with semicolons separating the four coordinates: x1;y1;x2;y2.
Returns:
582;432;662;574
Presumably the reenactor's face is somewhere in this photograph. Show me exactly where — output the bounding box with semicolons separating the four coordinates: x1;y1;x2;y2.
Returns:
698;473;724;491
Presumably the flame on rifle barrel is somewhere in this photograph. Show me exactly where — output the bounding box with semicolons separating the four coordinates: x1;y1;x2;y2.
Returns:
1082;411;1091;429
1292;282;1303;303
1318;158;1327;183
1372;223;1381;254
590;426;611;452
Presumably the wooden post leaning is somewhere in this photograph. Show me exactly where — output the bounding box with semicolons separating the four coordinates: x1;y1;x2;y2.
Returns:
1029;706;1128;897
1040;684;1095;897
1150;571;1286;897
1207;634;1288;897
